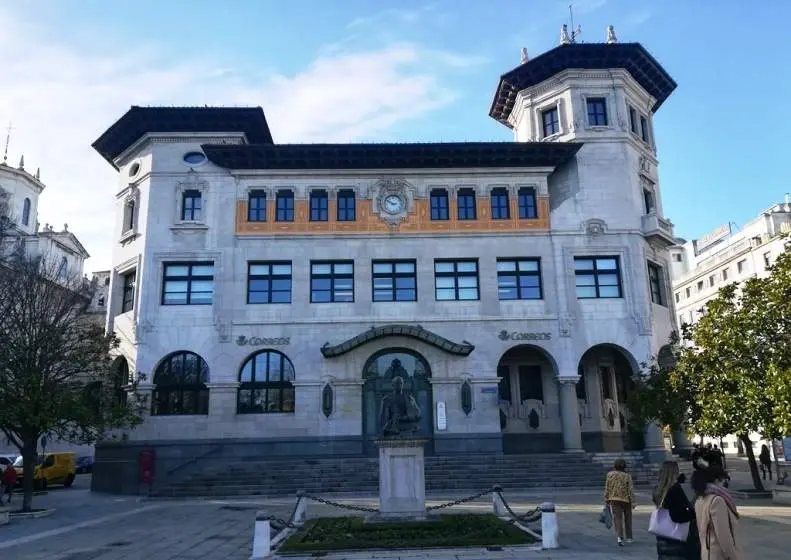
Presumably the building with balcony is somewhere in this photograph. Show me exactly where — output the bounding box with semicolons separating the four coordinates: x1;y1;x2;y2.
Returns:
670;197;791;457
91;30;681;493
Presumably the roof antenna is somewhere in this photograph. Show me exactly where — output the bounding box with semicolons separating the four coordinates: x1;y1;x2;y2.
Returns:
561;4;582;44
2;121;13;164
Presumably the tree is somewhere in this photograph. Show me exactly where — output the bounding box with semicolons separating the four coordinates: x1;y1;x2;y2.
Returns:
669;237;791;491
0;251;144;512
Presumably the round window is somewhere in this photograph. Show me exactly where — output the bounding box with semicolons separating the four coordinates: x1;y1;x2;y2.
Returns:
183;152;207;165
128;162;141;177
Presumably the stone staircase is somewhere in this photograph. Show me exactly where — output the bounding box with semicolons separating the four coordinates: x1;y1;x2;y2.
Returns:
152;452;661;498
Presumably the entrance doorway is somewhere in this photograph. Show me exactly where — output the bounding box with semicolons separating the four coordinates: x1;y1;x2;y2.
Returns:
362;348;433;456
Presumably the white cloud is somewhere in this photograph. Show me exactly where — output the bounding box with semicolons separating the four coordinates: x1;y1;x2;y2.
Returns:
0;7;473;273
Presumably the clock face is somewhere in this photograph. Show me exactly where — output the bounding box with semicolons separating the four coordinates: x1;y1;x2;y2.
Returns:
383;195;405;215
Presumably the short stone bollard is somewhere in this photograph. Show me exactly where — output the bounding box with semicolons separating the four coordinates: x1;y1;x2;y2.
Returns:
0;506;10;526
251;511;271;559
294;492;307;527
540;502;558;549
492;485;507;517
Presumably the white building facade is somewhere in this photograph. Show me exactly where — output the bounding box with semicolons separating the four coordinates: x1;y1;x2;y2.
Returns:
670;198;791;457
92;40;680;493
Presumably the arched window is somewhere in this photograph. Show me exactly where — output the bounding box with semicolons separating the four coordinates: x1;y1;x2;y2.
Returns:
152;351;209;415
238;350;295;414
22;198;31;226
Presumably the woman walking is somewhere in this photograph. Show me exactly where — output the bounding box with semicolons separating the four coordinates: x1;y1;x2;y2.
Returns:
759;444;772;481
604;458;635;546
692;466;743;560
652;460;700;559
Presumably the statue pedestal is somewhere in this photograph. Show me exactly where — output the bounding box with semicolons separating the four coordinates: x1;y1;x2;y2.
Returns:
373;437;429;521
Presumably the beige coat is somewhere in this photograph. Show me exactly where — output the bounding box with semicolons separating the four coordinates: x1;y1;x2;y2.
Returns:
695;494;743;560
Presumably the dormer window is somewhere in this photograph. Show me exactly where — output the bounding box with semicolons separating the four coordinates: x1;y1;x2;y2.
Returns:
586;98;608;126
541;107;559;137
22;198;31;226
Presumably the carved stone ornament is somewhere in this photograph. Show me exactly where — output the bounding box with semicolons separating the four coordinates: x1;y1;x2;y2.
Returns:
639;155;652;175
371;178;415;228
322;383;334;418
632;312;652;335
558;314;575;338
215;318;230;343
583;218;607;236
124;185;140;205
460;381;473;416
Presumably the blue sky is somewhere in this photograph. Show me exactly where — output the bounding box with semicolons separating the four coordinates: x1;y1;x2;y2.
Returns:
1;0;788;269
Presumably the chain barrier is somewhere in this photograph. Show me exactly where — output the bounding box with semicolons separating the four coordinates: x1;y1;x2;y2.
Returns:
301;493;380;514
425;487;493;511
268;495;305;532
495;490;542;525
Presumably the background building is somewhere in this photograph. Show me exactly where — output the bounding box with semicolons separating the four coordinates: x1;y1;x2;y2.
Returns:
670;196;791;457
91;32;681;494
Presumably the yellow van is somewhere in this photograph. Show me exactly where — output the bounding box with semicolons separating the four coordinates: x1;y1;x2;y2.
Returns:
13;452;77;490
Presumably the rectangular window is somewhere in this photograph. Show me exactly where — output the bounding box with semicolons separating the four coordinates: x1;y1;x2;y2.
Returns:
708;275;715;287
310;261;354;303
457;188;477;220
310;190;328;222
686;287;691;298
247;262;292;304
519;365;544;401
247;190;267;222
518;187;537;219
121;271;136;313
276;190;294;222
737;259;746;273
697;280;704;292
640;116;650;143
673;254;682;262
337;189;356;221
541;107;559;137
490;188;510;219
430;189;449;221
181;190;202;221
497;365;512;403
643;188;655;214
434;259;479;301
372;260;417;302
574;257;622;299
764;252;772;268
722;268;729;281
162;262;213;305
497;258;542;300
674;292;680;304
629;106;638;134
647;262;666;306
586;97;608;126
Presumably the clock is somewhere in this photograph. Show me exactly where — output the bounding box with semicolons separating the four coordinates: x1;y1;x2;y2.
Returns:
383;195;405;215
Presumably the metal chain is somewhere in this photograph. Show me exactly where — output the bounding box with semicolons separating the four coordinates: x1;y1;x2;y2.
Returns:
425;487;493;511
495;490;542;524
302;493;380;513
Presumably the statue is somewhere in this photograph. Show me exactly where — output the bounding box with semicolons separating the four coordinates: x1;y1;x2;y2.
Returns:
606;25;618;44
520;47;529;64
379;361;422;436
559;24;571;45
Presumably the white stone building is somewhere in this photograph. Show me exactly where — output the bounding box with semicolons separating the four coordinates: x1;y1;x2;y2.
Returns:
670;197;791;457
91;37;680;493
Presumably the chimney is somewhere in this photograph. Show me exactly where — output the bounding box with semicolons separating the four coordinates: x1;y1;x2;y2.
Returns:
785;192;790;204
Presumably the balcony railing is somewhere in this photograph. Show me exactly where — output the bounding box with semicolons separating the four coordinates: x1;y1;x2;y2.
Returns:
641;213;675;246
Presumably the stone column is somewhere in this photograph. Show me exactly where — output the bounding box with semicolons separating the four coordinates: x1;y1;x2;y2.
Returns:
207;382;240;420
643;422;667;463
558;379;583;453
672;424;694;459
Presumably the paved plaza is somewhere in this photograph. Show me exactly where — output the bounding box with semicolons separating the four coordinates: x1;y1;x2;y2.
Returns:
1;470;790;559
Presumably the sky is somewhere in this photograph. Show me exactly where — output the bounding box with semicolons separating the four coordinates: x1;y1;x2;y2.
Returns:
1;0;789;273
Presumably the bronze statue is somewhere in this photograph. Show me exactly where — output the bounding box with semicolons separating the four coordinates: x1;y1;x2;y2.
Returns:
379;365;421;436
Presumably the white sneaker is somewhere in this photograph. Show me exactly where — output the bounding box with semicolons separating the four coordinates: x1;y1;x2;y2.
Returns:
617;538;624;546
625;538;633;544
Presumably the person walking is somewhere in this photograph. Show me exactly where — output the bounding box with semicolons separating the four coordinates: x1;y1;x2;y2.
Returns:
2;463;16;505
652;461;700;559
604;458;635;546
692;466;743;560
759;444;772;481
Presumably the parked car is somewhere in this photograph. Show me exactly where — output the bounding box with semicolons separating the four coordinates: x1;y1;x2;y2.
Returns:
13;452;77;490
76;456;94;474
0;454;17;468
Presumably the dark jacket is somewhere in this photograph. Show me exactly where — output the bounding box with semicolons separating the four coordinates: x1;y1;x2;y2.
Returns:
654;482;701;560
759;447;771;465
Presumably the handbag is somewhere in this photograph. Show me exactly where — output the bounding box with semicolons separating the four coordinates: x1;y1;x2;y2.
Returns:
599;504;613;529
649;507;690;542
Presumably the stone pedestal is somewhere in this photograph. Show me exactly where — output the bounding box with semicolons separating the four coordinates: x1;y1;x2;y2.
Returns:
672;427;694;459
643;422;667;463
374;437;428;520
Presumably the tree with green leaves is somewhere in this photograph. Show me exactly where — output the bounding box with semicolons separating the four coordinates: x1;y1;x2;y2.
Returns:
0;251;144;512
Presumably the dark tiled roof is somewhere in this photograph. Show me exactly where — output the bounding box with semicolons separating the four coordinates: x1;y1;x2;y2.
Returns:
490;43;676;126
202;141;582;170
321;324;474;358
92;106;274;167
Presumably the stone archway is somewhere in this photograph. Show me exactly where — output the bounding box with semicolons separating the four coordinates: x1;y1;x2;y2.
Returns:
497;345;561;453
577;344;640;452
361;348;433;456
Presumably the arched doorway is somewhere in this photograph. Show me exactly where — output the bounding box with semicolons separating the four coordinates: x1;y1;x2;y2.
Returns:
497;345;560;453
577;344;639;452
362;348;433;456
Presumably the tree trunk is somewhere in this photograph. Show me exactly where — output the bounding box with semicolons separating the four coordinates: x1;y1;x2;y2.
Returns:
21;436;38;513
739;433;764;491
